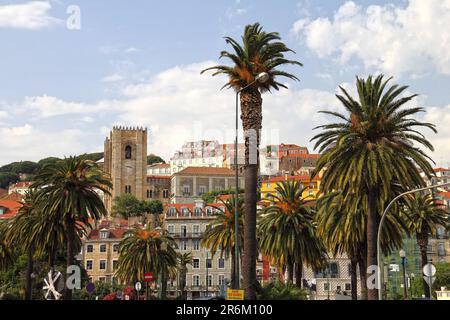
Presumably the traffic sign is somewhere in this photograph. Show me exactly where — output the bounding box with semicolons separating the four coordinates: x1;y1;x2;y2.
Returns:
423;263;436;277
135;282;142;292
227;289;244;300
144;272;154;282
86;282;95;294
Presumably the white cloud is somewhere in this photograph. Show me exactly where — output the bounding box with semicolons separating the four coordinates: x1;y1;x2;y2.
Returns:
0;1;60;29
125;47;139;54
293;0;450;77
101;73;124;83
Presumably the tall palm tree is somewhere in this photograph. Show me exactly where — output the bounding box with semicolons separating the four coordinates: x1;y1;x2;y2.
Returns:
311;75;436;299
115;226;177;300
403;194;449;298
202;22;302;299
31;156;111;300
258;181;327;288
177;252;193;300
202;197;244;288
0;221;13;271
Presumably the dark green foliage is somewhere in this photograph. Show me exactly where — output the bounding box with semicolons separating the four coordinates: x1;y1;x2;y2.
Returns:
112;194;145;218
201;188;244;203
147;154;165;165
0;172;20;189
258;281;308;300
0;161;40;175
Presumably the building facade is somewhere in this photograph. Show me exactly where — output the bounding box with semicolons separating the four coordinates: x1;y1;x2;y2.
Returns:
260;174;321;201
164;201;232;298
103;126;148;213
171;167;244;204
7;181;33;195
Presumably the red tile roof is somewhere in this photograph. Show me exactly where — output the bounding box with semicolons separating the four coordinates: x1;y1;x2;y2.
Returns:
438;192;450;200
0;200;22;219
0;188;7;199
0;192;24;202
148;163;170;168
176;167;236;176
87;228;130;240
9;181;33;188
434;168;450;172
282;153;320;159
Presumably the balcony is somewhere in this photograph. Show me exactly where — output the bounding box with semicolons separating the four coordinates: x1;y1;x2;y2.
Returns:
169;232;204;239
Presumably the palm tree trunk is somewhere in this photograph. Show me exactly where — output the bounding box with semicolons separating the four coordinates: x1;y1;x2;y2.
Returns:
241;89;263;300
65;215;75;300
358;242;368;300
417;232;430;298
231;250;236;289
181;267;187;300
286;261;294;283
25;248;34;300
161;270;167;300
295;262;303;288
350;257;358;300
366;188;379;300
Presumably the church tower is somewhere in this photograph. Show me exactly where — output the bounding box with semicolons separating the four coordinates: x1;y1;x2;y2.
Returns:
104;126;148;214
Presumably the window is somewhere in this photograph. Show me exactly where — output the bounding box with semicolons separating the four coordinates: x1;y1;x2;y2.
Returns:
345;283;351;291
100;260;107;270
183;185;190;195
193;259;200;269
163;190;169;198
86;260;93;270
86;245;93;253
147;189;153;198
113;244;119;252
168;208;176;217
194;208;202;217
193;275;200;287
181;225;187;236
125;185;131;194
206;207;213;216
125;145;132;159
99;277;106;282
348;263;352;276
218;258;225;269
193;239;200;251
193;225;200;235
181;240;188;251
218;275;225;286
324;283;330;291
113;260;118;271
315;262;339;278
100;231;109;239
167;225;174;234
199;185;207;195
100;244;107;253
206;258;212;269
182;208;190;217
207;275;212;287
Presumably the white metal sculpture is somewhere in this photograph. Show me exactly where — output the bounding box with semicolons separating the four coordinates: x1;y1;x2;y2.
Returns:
43;270;63;300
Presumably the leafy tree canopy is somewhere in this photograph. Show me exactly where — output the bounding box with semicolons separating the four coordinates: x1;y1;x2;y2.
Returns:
201;188;244;203
0;161;40;175
0;172;20;189
112;194;145;219
147;154;165;165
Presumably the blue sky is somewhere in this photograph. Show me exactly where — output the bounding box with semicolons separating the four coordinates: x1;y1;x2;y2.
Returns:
1;0;449;166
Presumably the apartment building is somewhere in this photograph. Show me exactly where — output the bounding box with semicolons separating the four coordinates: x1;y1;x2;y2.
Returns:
164;200;232;299
260;174;321;201
171;167;244;204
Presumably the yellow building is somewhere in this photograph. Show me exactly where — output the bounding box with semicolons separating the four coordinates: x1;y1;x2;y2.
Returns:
260;174;321;201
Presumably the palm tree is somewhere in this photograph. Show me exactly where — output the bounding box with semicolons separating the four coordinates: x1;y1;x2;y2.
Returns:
0;221;13;271
202;197;244;288
403;194;449;298
31;156;111;300
258;180;327;288
177;252;193;300
202;22;302;299
311;75;436;300
115;226;177;300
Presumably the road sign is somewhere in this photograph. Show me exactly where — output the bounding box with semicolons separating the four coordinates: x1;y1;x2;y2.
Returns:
86;282;95;294
423;263;436;277
227;289;244;300
135;282;142;292
144;272;154;282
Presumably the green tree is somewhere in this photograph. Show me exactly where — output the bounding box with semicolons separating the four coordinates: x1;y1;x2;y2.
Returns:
0;161;40;175
202;23;302;299
311;75;437;300
115;226;177;300
258;181;327;288
177;252;193;299
147;154;165;165
202;197;244;289
201;188;244;203
258;281;308;300
403;194;449;298
112;194;144;219
37;157;62;168
31;156;111;300
0;221;13;271
141;200;164;228
0;172;20;189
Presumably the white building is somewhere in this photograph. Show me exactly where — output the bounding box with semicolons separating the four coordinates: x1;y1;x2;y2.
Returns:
8;181;33;195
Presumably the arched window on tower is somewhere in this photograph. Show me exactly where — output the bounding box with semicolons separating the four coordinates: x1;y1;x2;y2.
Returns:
125;145;132;159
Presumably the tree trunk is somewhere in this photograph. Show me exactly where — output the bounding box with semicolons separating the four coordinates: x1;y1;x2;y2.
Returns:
65;215;75;300
417;232;430;299
358;242;368;300
366;188;379;300
295;261;303;288
231;250;236;289
241;89;262;300
161;270;167;300
286;261;294;283
181;267;187;300
25;248;34;300
350;257;358;300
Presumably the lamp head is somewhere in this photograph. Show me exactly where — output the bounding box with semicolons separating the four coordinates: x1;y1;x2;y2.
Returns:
256;72;270;83
400;249;406;258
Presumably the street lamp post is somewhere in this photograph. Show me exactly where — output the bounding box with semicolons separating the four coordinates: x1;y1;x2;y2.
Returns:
409;273;415;299
400;249;408;300
377;182;450;300
233;72;269;289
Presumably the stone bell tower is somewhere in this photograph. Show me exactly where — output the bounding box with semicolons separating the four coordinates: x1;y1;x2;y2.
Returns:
104;126;147;214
